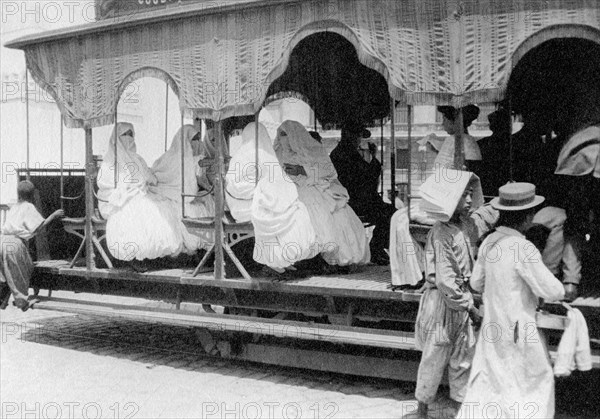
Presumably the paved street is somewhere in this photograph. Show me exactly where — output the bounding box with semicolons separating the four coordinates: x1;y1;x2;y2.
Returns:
0;292;596;419
0;292;423;419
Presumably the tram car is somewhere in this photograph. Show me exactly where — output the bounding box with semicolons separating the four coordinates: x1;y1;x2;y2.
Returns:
3;0;600;380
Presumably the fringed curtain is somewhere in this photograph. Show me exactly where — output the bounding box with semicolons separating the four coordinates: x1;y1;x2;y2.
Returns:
15;0;600;128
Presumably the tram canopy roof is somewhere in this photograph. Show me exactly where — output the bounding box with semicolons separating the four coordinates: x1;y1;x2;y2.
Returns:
5;0;600;128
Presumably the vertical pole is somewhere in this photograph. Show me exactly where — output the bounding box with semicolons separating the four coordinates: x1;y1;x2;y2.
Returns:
255;111;260;185
60;115;64;210
390;98;396;201
181;113;185;218
508;99;514;181
114;108;118;188
453;107;465;170
213;121;225;280
25;70;31;180
165;85;169;152
407;105;413;216
380;119;384;196
85;127;96;270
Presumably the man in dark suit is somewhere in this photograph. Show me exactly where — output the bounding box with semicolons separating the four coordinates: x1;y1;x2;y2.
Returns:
330;123;395;265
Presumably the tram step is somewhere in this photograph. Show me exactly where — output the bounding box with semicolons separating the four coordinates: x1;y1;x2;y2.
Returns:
29;297;600;370
31;297;416;350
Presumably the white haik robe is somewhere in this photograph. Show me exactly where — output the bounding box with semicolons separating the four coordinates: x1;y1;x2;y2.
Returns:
457;226;565;419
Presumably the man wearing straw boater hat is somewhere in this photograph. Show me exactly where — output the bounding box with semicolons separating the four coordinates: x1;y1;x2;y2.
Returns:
457;183;565;419
412;168;485;419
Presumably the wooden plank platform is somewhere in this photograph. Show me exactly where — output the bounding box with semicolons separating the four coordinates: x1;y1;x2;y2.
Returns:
34;260;600;307
29;296;600;370
35;261;412;301
32;296;415;350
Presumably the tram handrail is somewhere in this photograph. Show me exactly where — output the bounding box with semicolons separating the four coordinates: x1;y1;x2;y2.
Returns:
0;203;10;227
16;168;85;176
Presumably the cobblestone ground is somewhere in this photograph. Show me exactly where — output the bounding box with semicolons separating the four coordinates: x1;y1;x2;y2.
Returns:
0;292;596;419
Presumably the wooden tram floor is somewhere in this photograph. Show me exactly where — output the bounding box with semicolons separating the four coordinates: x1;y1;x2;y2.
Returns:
34;259;600;307
30;260;600;375
35;260;411;301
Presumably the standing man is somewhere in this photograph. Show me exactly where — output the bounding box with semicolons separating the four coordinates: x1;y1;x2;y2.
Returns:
330;122;395;265
476;108;512;196
457;183;565;419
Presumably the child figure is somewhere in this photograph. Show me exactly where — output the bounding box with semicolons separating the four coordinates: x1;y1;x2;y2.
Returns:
413;170;484;418
0;181;64;311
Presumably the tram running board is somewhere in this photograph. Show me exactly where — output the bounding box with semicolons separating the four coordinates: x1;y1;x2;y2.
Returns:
32;297;416;350
30;297;600;378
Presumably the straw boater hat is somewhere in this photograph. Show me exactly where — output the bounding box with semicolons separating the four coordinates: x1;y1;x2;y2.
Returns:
490;182;545;211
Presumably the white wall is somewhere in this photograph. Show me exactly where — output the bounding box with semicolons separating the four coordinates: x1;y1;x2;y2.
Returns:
1;1;188;204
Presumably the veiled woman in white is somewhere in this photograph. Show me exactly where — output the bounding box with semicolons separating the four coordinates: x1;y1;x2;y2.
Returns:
226;122;272;222
150;125;213;252
237;122;318;273
274;120;370;266
97;122;183;262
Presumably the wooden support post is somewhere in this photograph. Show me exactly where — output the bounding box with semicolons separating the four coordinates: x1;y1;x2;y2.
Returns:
164;85;169;152
390;98;396;200
25;69;31;180
407;105;412;215
180;113;185;218
255;111;260;185
453;107;465;170
175;288;182;310
59;116;65;210
113;109;118;188
380;119;384;196
84;127;96;270
508;99;514;181
213;121;225;280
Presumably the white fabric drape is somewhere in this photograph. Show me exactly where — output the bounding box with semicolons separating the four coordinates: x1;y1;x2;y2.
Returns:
151;125;199;206
553;306;593;377
249;125;318;270
13;0;600;127
390;206;424;287
150;125;213;252
274;120;369;266
419;169;484;223
555;124;600;178
97;122;157;219
226;122;274;223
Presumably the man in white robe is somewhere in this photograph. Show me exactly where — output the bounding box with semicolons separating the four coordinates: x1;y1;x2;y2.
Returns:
457;182;565;419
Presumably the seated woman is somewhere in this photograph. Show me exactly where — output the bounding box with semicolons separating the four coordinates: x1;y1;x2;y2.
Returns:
1;181;64;311
274;120;370;267
196;127;231;207
97;122;185;271
151;125;213;252
250;126;319;274
225;122;271;223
